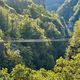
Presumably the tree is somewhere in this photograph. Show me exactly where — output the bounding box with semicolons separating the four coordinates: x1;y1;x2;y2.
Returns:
54;53;80;80
66;19;80;58
11;64;31;80
0;68;12;80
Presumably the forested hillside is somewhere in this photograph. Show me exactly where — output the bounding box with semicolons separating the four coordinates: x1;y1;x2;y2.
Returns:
0;0;80;80
0;19;80;80
57;0;80;30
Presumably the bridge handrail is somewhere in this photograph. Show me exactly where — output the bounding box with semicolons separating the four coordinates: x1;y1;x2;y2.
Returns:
0;38;70;42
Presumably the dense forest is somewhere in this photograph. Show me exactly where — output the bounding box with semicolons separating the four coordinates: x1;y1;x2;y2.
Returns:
0;0;80;80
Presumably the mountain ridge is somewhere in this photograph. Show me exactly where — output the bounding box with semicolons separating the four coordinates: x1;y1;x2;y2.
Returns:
57;0;80;26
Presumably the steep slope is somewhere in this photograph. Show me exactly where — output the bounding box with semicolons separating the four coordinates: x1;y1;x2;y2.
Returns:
0;5;54;69
57;0;80;30
5;0;70;38
5;0;65;11
33;0;64;11
0;1;70;70
46;0;64;11
57;0;78;22
5;0;32;13
69;0;80;23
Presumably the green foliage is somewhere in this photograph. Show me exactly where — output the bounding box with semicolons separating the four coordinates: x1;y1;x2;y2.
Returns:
11;64;31;80
46;22;61;38
5;0;32;13
0;7;9;33
0;68;12;80
0;29;3;39
0;53;80;80
0;0;71;71
54;53;80;80
66;19;80;58
0;0;74;79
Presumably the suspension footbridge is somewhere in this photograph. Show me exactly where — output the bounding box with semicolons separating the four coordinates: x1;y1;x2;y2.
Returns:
0;38;70;43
